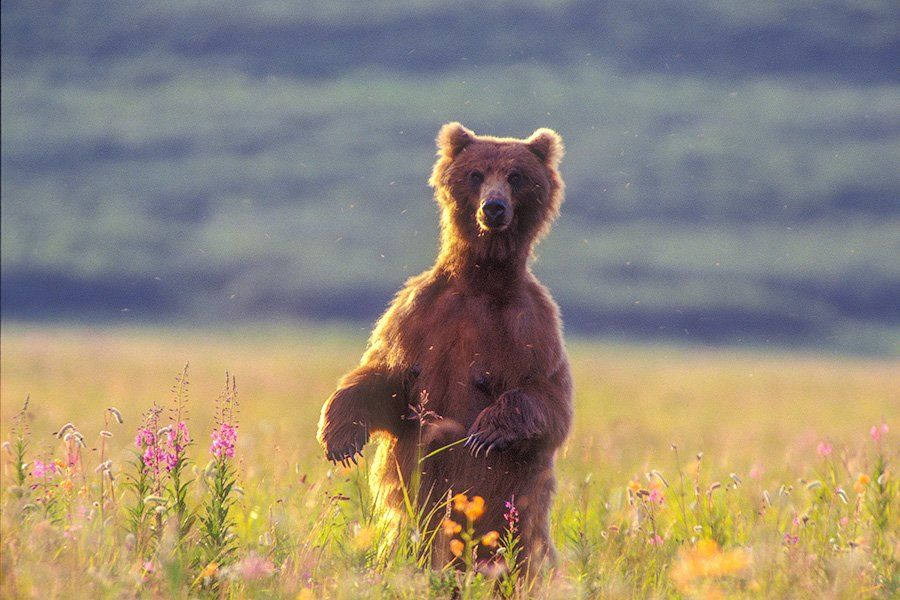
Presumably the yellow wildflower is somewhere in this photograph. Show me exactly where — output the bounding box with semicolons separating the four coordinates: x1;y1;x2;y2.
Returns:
481;530;500;547
450;539;465;558
464;496;485;521
442;518;462;536
452;493;469;512
670;539;751;594
352;525;376;551
198;561;218;579
695;538;719;559
854;474;870;494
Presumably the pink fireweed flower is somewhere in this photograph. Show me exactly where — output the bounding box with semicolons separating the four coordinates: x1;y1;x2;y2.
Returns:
135;427;163;473
31;459;57;479
134;427;156;449
210;423;237;459
237;553;275;581
63;524;83;541
749;464;764;480
161;422;190;471
870;423;888;441
648;487;665;505
171;421;190;447
816;441;832;457
135;424;177;475
648;534;664;545
504;497;520;533
143;447;166;474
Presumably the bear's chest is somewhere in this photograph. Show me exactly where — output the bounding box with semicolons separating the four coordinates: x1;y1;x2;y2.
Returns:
404;289;539;417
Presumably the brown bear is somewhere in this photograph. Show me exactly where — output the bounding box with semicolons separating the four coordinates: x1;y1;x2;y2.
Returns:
317;122;572;569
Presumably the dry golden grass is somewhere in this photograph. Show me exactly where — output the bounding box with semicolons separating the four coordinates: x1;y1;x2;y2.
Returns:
1;324;896;598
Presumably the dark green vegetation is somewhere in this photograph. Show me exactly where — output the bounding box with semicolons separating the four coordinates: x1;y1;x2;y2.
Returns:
2;1;898;351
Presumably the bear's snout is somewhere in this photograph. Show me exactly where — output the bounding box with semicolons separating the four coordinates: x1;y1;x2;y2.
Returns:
478;196;511;231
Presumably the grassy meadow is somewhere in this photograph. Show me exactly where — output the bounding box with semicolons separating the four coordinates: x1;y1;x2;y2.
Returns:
0;324;896;598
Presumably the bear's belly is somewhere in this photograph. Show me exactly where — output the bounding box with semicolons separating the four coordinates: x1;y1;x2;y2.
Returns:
370;285;559;560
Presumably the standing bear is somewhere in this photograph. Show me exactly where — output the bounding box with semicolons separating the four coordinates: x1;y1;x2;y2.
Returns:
317;123;573;568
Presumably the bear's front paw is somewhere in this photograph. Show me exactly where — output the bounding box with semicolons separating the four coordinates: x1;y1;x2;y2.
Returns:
320;420;369;466
465;406;515;457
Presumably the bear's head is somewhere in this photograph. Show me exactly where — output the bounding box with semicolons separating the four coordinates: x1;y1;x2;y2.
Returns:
429;123;564;271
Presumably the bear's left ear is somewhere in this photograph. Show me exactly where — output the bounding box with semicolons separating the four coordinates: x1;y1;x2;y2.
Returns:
436;122;476;159
526;128;564;168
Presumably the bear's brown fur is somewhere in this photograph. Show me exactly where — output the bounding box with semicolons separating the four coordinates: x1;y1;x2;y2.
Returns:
317;123;572;568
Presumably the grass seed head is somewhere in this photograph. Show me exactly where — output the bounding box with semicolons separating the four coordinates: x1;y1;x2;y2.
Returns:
107;407;124;424
55;423;76;439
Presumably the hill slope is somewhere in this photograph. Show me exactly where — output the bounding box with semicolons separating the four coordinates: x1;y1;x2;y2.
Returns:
2;1;899;351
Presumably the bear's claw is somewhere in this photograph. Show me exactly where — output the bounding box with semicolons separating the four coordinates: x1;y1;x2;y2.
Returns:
466;430;510;457
323;422;369;466
327;444;364;465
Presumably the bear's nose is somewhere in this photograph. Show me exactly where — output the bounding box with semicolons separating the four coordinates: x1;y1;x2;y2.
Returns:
481;199;507;222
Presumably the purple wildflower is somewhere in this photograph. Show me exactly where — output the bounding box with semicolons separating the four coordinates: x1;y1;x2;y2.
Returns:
870;423;888;441
504;496;520;533
161;422;191;472
237;553;274;581
134;426;165;474
134;406;191;474
146;447;167;474
134;427;156;449
31;459;57;479
211;423;237;459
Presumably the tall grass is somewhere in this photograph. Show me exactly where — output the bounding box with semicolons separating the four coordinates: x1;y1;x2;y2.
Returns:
0;325;896;598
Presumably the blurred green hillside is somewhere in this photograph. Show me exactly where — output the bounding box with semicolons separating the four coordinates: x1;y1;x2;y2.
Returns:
2;1;899;351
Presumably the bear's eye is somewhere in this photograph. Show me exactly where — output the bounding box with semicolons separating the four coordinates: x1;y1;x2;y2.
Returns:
507;172;524;188
469;171;484;185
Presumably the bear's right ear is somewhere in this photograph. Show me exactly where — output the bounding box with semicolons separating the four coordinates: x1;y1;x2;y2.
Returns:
436;122;475;159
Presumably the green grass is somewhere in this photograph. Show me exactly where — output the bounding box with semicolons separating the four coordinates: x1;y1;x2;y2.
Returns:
1;324;897;598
